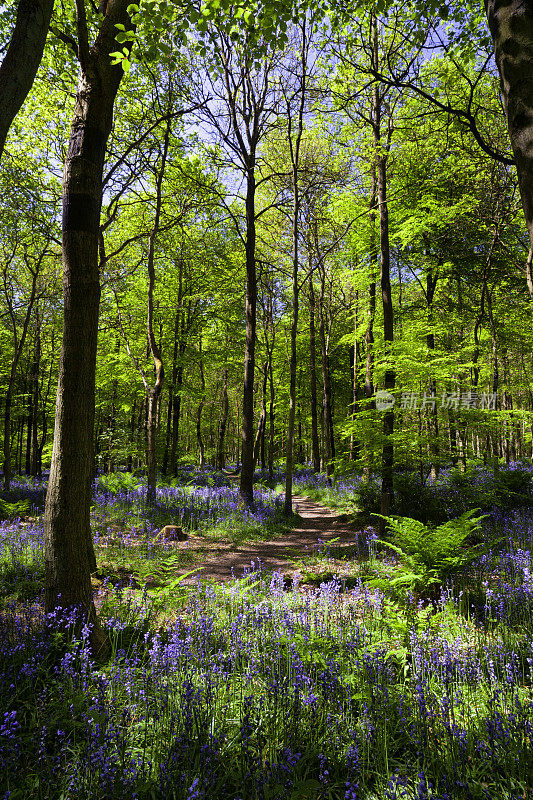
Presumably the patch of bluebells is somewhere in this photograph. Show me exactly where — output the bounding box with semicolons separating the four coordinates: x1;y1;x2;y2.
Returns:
1;469;533;798
93;476;284;538
1;567;533;799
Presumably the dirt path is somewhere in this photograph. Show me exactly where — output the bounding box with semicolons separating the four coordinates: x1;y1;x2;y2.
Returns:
177;496;361;584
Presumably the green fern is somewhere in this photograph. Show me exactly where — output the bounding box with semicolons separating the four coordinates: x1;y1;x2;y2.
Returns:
373;509;488;596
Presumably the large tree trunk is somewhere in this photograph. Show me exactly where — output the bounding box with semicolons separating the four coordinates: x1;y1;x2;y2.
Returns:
44;0;133;657
486;1;533;288
0;0;54;159
239;166;257;506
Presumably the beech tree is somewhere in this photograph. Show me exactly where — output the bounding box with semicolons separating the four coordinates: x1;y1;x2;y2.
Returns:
0;0;55;159
44;0;135;655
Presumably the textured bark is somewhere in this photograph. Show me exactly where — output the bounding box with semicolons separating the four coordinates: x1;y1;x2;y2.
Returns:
268;353;275;478
363;157;377;480
196;334;205;470
3;265;40;490
217;368;229;469
372;15;395;524
26;329;40;477
308;272;320;472
44;0;133;657
0;0;54;159
143;117;170;504
350;291;361;462
284;44;306;515
486;0;533;261
425;266;439;480
318;263;335;479
239;166;257;506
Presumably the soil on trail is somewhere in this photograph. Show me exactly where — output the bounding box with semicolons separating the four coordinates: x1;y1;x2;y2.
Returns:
176;496;362;584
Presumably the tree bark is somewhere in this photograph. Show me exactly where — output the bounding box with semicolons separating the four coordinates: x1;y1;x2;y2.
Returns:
239;165;257;506
284;36;306;514
486;1;533;269
0;0;54;160
196;333;205;470
372;15;395;525
3;264;40;490
44;0;134;657
318;261;335;479
363;158;377;480
308;271;320;472
217;367;229;469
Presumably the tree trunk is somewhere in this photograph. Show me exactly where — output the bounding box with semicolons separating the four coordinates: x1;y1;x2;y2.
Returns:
239;165;257;506
363;158;377;480
350;289;361;462
486;1;533;275
44;0;134;657
260;363;267;470
217;367;229;469
3;267;39;490
318;264;335;479
146;389;159;504
268;354;275;478
426;265;439;480
0;0;54;160
196;332;205;470
30;327;40;475
372;15;395;525
308;271;320;472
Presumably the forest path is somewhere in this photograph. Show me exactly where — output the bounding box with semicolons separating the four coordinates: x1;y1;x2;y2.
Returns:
177;495;361;584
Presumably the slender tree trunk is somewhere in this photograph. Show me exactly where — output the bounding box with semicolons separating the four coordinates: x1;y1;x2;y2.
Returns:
239;165;257;506
3;267;39;491
217;367;229;470
426;265;439;479
30;327;40;476
260;365;267;470
363;159;377;480
308;271;320;472
350;289;361;461
196;333;205;469
25;370;33;475
146;389;159;503
44;0;134;657
318;264;335;479
372;15;395;525
284;24;307;512
268;354;275;478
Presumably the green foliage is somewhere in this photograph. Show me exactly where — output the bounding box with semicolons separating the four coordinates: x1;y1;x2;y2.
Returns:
373;509;488;596
97;471;142;494
0;498;30;519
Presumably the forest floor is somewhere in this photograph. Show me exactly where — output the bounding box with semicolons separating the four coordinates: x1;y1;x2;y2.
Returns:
166;495;363;585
